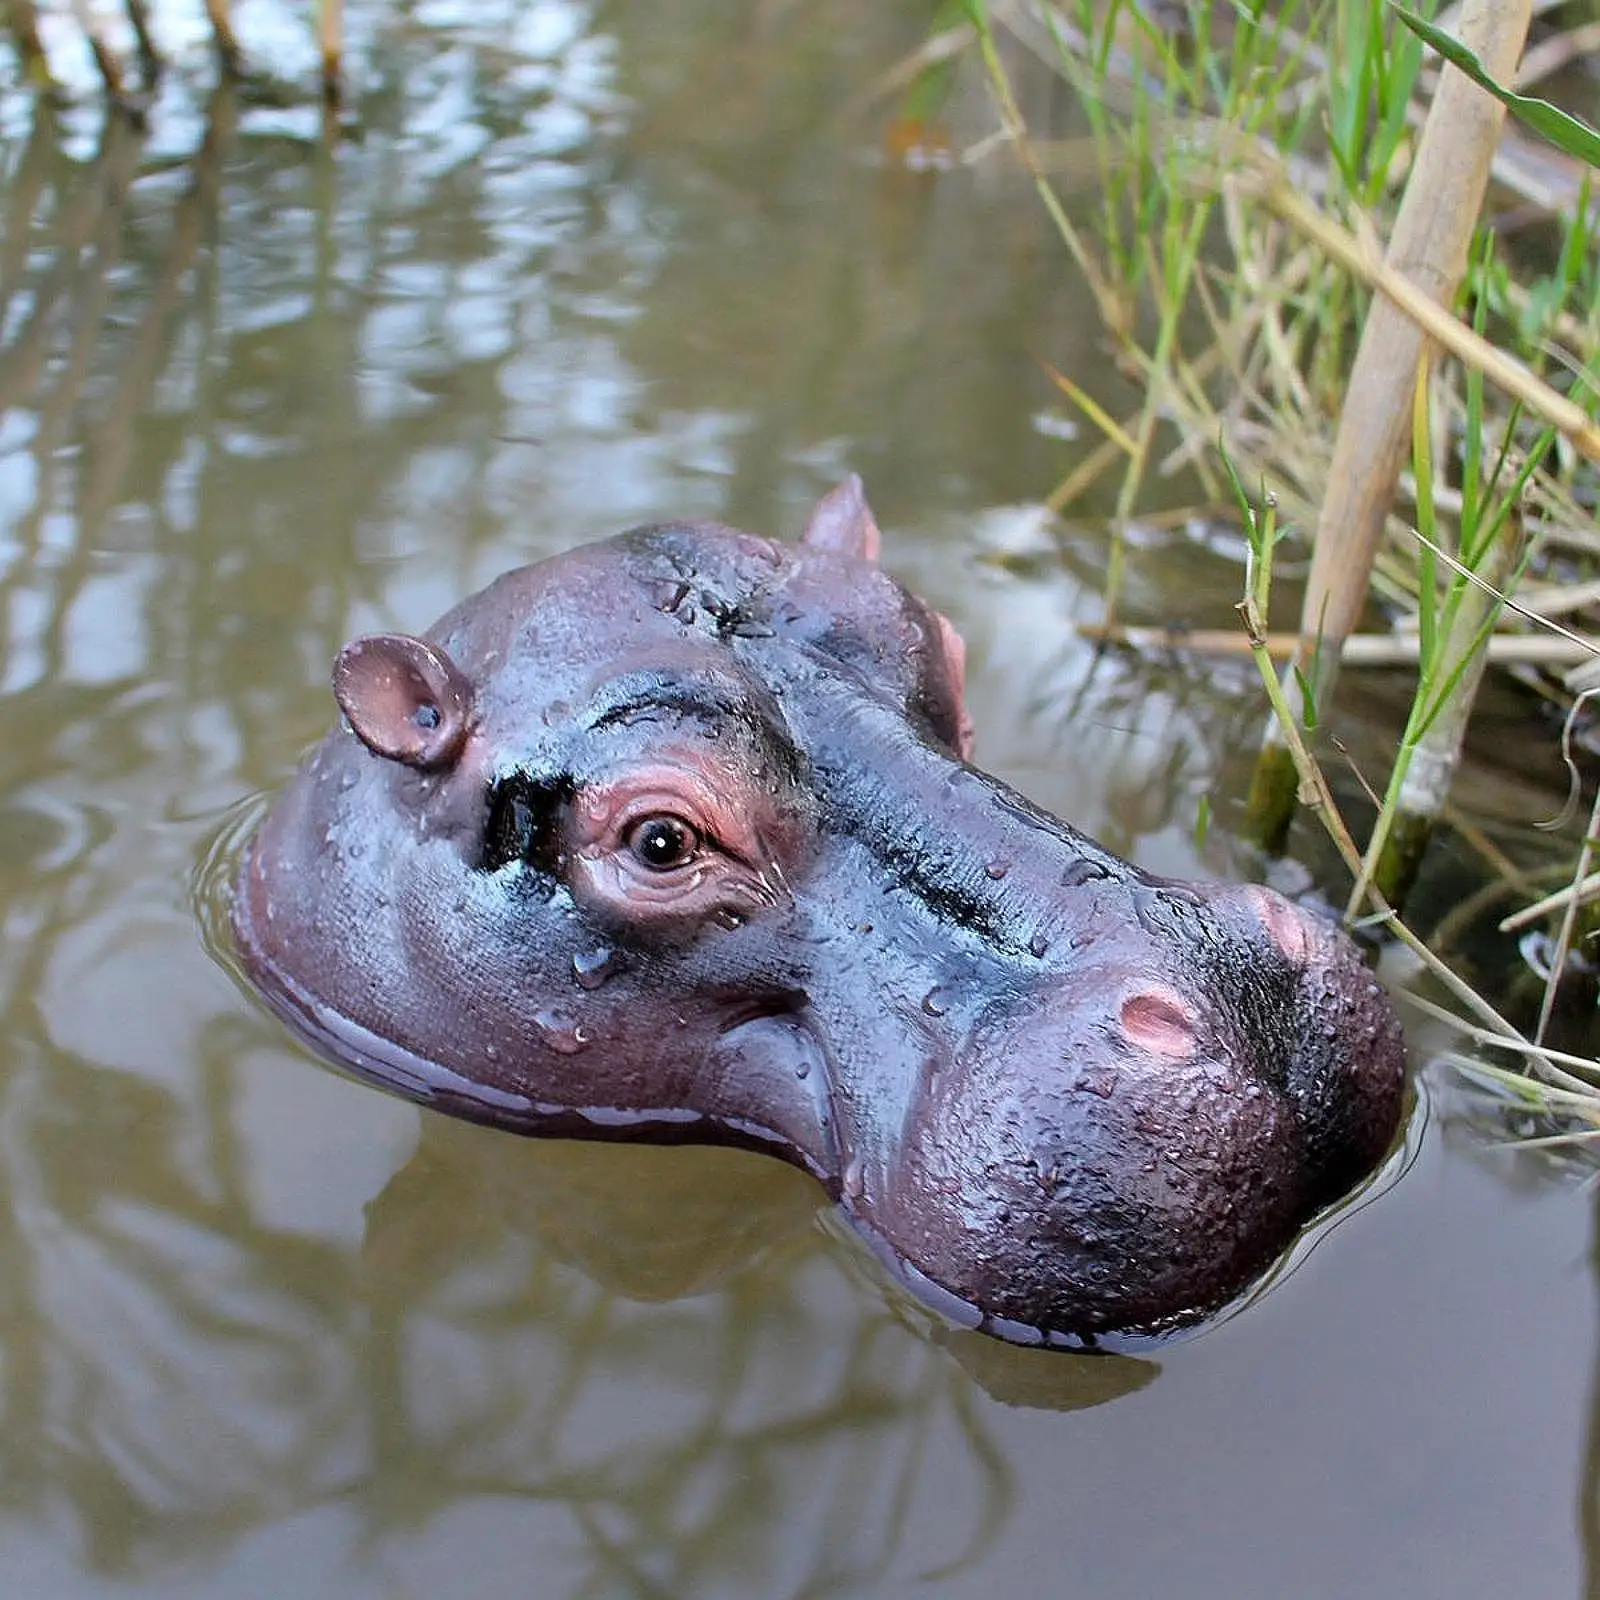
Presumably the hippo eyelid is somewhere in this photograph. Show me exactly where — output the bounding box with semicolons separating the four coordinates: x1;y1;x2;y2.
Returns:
584;673;807;791
586;679;757;737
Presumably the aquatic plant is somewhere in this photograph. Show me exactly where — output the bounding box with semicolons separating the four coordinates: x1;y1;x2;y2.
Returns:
913;0;1600;1134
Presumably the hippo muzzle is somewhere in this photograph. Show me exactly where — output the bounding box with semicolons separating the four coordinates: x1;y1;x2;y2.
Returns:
231;478;1405;1348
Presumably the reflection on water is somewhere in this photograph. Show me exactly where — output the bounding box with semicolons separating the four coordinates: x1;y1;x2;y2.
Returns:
0;3;1593;1597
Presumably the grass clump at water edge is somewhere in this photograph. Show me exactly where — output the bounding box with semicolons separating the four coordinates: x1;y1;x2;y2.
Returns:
888;0;1600;1147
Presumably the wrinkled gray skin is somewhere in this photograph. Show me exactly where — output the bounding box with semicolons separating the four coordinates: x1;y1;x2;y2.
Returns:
233;478;1405;1349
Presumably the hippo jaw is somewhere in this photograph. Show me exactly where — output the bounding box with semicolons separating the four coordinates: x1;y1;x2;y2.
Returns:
232;477;1405;1349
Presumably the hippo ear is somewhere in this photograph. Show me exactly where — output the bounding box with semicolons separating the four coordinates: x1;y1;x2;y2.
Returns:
799;474;882;564
332;634;474;770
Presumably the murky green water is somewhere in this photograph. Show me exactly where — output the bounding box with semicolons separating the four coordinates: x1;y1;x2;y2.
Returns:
0;4;1593;1597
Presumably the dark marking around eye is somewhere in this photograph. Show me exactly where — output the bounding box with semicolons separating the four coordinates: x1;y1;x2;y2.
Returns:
482;772;573;878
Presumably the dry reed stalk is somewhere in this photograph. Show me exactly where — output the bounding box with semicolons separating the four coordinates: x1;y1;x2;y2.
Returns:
1079;622;1596;665
1249;0;1536;846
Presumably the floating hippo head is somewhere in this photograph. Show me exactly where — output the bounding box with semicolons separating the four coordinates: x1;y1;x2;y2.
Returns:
232;478;1405;1348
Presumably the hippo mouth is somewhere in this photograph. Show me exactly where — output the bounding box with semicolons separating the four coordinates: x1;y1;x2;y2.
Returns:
228;477;1407;1348
232;877;833;1160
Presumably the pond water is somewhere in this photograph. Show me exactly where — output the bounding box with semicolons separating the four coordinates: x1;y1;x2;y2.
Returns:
0;3;1593;1597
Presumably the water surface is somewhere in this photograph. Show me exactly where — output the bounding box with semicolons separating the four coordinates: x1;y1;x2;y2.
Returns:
0;5;1591;1597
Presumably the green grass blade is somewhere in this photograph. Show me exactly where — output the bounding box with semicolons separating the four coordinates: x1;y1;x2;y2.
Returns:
1392;4;1600;167
1292;664;1320;731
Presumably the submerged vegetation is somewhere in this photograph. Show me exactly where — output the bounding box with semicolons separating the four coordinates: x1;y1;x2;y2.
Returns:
893;2;1600;1140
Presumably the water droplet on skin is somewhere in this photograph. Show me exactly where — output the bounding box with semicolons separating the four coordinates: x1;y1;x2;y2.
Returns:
1028;932;1050;959
843;1156;864;1201
347;841;363;859
572;947;618;989
485;1044;500;1063
1061;859;1110;888
985;860;1010;880
339;772;358;792
922;987;950;1017
1077;1068;1116;1099
795;1059;810;1080
534;1010;588;1055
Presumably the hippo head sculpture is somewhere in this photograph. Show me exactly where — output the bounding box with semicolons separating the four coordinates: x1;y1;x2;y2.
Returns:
232;478;1405;1349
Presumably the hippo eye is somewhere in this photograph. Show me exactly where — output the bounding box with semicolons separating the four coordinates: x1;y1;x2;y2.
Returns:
628;815;699;872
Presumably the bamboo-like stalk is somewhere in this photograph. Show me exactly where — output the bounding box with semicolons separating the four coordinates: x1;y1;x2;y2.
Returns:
1250;169;1600;462
1248;0;1536;847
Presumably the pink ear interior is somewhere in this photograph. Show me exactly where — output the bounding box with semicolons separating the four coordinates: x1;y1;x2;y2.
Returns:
332;633;473;769
798;474;882;564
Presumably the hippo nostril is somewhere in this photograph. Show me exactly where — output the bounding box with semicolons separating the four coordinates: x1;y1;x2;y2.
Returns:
1242;884;1311;966
1120;989;1197;1058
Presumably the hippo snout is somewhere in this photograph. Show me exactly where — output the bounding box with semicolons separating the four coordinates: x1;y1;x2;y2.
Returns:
845;880;1403;1344
229;477;1406;1347
1239;886;1407;1209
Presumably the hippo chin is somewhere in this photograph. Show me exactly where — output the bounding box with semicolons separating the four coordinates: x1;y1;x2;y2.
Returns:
232;477;1405;1349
